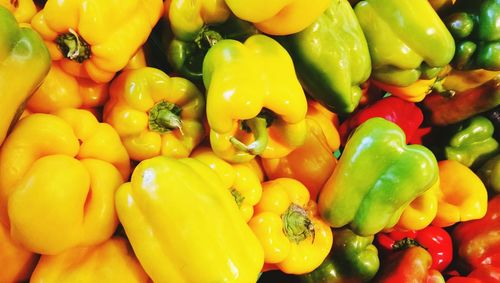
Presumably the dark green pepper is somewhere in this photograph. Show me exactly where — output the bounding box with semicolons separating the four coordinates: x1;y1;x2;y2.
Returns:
278;0;371;115
300;229;379;283
478;154;500;194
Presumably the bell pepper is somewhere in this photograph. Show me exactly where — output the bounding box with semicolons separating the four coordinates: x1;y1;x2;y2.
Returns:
447;266;500;283
445;0;500;71
224;0;330;36
249;178;333;274
30;237;150;283
124;48;147;70
319;118;439;236
0;221;38;283
432;160;488;227
103;67;206;161
116;156;264;283
190;146;262;222
31;0;163;83
371;78;438;102
278;0;371;115
396;180;439;231
441;68;499;93
27;61;108;113
444;116;499;168
0;0;37;22
339;96;424;145
354;0;455;87
453;195;500;272
300;228;380;283
377;226;453;272
306;100;341;153
0;109;130;255
0;6;50;146
373;246;445;283
428;0;457;12
478;154;500;194
203;34;308;163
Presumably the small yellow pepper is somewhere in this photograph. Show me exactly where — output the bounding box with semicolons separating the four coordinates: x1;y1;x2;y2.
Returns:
0;0;37;23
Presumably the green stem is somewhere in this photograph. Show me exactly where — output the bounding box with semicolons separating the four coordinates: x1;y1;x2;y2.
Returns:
281;203;315;244
230;189;245;208
230;116;269;155
195;26;223;50
148;101;183;134
392;237;425;251
55;28;91;63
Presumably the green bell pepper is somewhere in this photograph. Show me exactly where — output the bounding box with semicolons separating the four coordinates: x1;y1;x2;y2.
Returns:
445;116;499;168
318;118;439;236
478;154;500;195
354;0;455;86
278;0;371;115
300;229;380;283
445;0;500;71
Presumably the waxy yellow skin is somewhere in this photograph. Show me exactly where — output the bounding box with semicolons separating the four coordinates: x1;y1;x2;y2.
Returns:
0;0;37;23
116;156;264;283
397;180;439;231
0;109;130;255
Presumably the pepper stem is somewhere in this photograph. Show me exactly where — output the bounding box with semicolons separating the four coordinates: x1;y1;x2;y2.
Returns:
55;28;91;63
392;237;425;251
195;26;223;50
148;101;183;134
230;189;245;208
281;203;315;244
230;116;269;155
432;78;456;98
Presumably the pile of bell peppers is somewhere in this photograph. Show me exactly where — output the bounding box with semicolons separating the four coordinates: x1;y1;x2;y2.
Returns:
0;0;498;282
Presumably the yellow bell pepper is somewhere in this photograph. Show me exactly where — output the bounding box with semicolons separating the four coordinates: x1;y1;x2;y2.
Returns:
116;156;264;283
432;160;488;227
0;0;37;23
30;0;163;83
0;109;130;255
191;146;262;222
224;0;330;35
30;237;150;283
396;180;439;231
372;78;438;102
124;48;147;70
304;100;340;152
249;178;333;274
203;34;308;163
27;61;109;113
104;67;206;161
0;222;38;283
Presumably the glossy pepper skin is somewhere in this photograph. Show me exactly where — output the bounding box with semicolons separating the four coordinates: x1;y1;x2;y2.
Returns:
0;109;130;255
301;228;380;283
249;178;333;274
478;154;500;194
104;67;206;161
116;156;264;283
396;180;439;231
444;116;499;168
0;6;50;146
371;78;438;103
319;118;439;236
30;237;150;283
224;0;330;36
453;195;500;272
27;61;109;113
0;0;37;22
354;0;455;87
447;266;500;283
203;34;308;163
445;0;500;71
31;0;162;83
278;0;371;115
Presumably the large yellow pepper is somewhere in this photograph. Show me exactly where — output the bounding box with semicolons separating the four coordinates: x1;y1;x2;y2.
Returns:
249;178;333;274
116;156;264;283
224;0;330;35
30;237;150;283
0;0;37;23
396;180;439;231
31;0;163;83
27;61;109;113
203;34;308;163
104;67;206;161
191;146;262;222
0;109;130;255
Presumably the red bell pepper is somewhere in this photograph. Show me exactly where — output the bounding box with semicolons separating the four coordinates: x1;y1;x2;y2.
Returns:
447;266;500;283
377;226;453;272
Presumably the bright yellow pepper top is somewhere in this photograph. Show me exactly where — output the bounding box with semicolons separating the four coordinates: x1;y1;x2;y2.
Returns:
30;0;163;83
0;0;37;23
0;109;130;255
396;180;439;231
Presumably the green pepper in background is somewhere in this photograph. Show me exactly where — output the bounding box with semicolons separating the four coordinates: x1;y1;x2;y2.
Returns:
445;116;499;168
354;0;455;87
478;154;500;195
278;0;371;115
300;229;379;283
445;0;500;71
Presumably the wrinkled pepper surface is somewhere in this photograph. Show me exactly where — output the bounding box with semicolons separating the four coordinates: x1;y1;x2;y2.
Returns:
0;109;130;255
354;0;455;87
278;0;371;114
203;34;307;163
319;118;439;236
0;0;36;22
301;228;380;283
104;67;206;161
0;5;50;146
31;0;163;83
116;156;264;283
224;0;330;35
478;154;500;194
30;237;150;283
249;178;332;275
